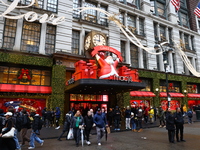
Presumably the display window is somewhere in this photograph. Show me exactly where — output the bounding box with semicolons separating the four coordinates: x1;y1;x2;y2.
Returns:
130;100;150;109
188;100;200;109
160;100;180;111
0;98;46;115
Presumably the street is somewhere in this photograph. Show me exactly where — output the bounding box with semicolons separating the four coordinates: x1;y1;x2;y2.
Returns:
20;122;200;150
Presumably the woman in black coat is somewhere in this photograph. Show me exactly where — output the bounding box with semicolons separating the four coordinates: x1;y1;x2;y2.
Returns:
166;108;175;143
84;111;94;145
0;112;16;150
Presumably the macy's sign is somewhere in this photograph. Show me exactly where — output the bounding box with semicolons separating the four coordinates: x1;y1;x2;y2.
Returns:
0;0;65;25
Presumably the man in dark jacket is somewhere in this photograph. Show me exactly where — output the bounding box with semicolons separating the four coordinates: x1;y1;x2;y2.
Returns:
113;106;121;131
21;110;30;146
42;107;47;127
84;111;94;145
57;113;71;141
93;108;108;146
28;114;44;149
174;107;186;142
166;108;175;143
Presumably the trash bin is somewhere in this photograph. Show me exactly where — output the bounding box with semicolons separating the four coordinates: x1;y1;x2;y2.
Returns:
196;110;200;120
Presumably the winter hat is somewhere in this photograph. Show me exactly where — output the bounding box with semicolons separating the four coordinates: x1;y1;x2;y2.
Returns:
35;114;40;116
138;109;142;112
4;112;13;116
97;108;101;111
131;112;134;116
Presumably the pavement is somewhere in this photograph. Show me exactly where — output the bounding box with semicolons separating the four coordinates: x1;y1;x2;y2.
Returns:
16;114;200;150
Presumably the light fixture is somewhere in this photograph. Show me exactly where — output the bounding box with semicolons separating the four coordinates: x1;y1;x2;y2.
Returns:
184;90;187;93
155;88;159;92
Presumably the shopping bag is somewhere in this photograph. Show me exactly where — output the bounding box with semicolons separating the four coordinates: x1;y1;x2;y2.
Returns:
2;127;15;138
67;128;74;140
106;127;111;134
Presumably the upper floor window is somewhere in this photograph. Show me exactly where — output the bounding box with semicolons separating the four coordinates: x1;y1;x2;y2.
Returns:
45;25;56;54
160;25;166;42
139;18;145;36
119;0;141;9
120;41;126;62
143;51;147;69
47;0;58;13
150;0;166;19
100;5;108;26
130;43;138;68
21;22;41;53
73;0;81;18
127;15;136;33
184;34;189;49
2;19;17;50
119;12;125;25
178;0;189;28
84;1;97;23
71;30;80;55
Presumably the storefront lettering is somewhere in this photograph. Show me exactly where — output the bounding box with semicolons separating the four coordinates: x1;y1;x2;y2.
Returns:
0;0;65;25
111;75;132;83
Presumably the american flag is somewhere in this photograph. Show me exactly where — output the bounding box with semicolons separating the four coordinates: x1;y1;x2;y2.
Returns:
171;0;180;11
194;2;200;18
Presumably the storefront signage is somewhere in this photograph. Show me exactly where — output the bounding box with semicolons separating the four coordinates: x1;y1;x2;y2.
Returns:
66;77;75;85
110;75;132;83
0;0;65;25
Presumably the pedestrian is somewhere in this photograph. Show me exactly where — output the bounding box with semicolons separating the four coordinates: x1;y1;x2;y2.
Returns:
70;110;84;147
157;106;166;128
28;114;44;149
148;106;154;124
137;108;143;132
20;110;31;147
57;113;71;141
130;112;137;132
89;108;94;117
93;108;108;146
84;110;94;145
51;108;55;127
154;107;157;122
143;106;149;124
0;109;5;148
187;109;193;124
107;108;113;127
125;106;131;130
113;106;121;131
41;107;47;127
174;107;186;142
0;112;16;150
165;108;175;143
55;107;61;129
46;109;52;128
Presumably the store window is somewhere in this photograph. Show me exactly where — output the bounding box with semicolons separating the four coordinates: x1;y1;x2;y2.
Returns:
84;1;97;23
0;66;51;86
73;0;81;18
187;84;197;93
21;22;41;53
140;78;152;91
45;25;56;54
160;80;180;93
2;19;17;50
130;43;138;68
72;30;80;55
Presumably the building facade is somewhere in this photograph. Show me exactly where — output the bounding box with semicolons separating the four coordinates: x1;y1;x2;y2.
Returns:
1;0;200;116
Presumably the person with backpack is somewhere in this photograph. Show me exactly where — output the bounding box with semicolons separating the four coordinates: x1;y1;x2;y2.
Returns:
28;114;44;149
57;113;71;141
20;110;31;147
187;109;193;124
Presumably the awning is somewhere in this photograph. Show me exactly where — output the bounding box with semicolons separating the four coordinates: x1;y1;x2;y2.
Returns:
130;91;156;97
187;93;200;98
159;92;184;97
0;84;52;94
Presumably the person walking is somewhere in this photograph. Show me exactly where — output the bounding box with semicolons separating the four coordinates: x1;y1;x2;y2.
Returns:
130;112;137;132
41;107;47;127
125;106;131;130
28;114;44;149
148;107;154;124
187;109;193;124
20;110;31;147
137;108;143;132
93;108;108;146
70;110;84;147
113;106;121;131
174;107;186;142
57;113;71;141
46;109;52;128
143;106;149;124
55;107;61;129
84;110;94;145
166;108;175;143
158;106;166;128
0;112;16;150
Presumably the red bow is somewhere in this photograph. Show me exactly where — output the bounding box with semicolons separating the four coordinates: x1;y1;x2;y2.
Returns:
18;69;31;80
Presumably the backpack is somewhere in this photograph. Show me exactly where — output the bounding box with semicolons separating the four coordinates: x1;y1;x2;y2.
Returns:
38;117;44;130
188;111;193;118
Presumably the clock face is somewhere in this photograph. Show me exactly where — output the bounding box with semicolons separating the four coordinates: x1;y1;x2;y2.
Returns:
92;34;106;46
84;36;91;50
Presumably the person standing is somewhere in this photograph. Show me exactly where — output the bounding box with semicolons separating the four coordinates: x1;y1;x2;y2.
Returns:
148;107;154;124
113;106;121;131
137;108;143;132
51;108;55;127
174;107;186;142
93;108;108;146
0;112;16;150
84;111;94;145
57;113;71;141
125;106;131;130
158;106;166;128
55;107;61;129
20;110;31;147
166;108;175;143
187;109;193;124
0;109;5;148
130;112;137;132
41;107;47;127
46;109;52;128
107;108;113;127
70;110;84;147
143;106;149;124
28;114;44;149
